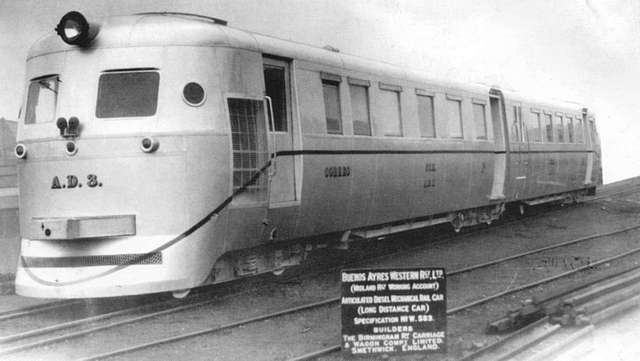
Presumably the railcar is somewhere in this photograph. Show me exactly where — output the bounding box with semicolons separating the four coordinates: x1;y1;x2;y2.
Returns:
14;11;602;298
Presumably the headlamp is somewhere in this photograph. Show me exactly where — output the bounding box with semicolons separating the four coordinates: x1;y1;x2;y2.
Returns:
15;144;27;159
55;11;100;47
141;137;159;153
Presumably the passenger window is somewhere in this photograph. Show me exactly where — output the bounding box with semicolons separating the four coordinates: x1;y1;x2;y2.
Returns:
575;116;584;143
589;117;598;140
378;86;402;136
417;94;435;138
322;80;342;134
544;113;553;142
566;116;574;143
527;110;542;142
446;97;463;138
511;105;523;142
350;84;371;136
96;71;159;118
25;75;59;124
555;114;564;142
472;101;487;140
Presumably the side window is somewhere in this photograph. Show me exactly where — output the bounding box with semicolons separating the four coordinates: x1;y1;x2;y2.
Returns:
322;80;342;134
589;117;598;141
544;113;553;142
446;96;463;138
575;115;584;143
263;62;289;132
25;75;59;124
527;110;542;142
511;105;523;142
566;116;574;143
416;92;435;138
555;114;564;142
472;101;487;140
378;84;402;136
96;71;159;118
349;82;371;136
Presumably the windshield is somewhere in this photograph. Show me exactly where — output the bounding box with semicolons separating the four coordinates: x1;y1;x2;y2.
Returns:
25;75;59;124
96;71;159;118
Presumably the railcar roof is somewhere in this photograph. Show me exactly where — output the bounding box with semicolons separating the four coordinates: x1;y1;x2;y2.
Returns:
28;13;584;109
496;88;585;113
29;13;487;93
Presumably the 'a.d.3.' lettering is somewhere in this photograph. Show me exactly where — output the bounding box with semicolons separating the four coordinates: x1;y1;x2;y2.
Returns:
51;174;102;189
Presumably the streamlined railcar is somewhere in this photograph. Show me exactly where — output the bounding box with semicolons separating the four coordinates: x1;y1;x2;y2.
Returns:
14;11;602;298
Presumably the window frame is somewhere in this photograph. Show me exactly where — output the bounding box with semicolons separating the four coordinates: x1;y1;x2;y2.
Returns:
544;111;554;143
445;94;464;139
472;98;488;140
322;78;343;135
263;60;292;133
96;69;160;119
25;74;60;125
416;89;436;138
528;108;543;143
575;114;585;143
511;104;525;143
566;115;574;143
378;83;403;137
554;112;565;143
349;78;372;136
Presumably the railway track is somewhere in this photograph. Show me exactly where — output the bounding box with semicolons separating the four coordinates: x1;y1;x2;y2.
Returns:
286;227;640;361
0;300;85;322
1;181;633;319
4;223;633;361
1;184;637;360
459;268;640;361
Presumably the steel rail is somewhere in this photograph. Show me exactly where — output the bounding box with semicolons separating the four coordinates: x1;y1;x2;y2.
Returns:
0;183;633;358
0;199;606;355
71;225;640;361
0;300;82;322
0;182;628;325
460;268;640;361
344;185;638;274
457;317;558;361
0;297;183;345
0;288;257;355
288;244;640;361
286;346;342;361
75;298;340;361
449;244;640;312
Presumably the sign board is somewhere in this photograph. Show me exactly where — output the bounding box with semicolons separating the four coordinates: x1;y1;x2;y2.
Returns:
341;268;446;355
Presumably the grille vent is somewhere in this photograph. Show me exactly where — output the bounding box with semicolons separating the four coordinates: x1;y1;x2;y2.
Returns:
22;252;162;268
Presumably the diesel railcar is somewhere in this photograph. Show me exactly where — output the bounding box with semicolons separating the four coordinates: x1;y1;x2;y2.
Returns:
14;11;602;298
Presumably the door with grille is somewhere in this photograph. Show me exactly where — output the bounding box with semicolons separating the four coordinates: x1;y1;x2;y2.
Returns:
227;98;269;204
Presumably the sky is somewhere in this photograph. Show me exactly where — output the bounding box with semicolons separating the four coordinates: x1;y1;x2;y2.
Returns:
0;0;638;183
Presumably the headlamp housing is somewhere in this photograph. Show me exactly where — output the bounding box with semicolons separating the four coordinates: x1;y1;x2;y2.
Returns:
55;11;100;47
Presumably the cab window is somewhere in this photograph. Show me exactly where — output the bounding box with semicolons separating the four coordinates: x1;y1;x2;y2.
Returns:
25;75;59;124
96;70;159;118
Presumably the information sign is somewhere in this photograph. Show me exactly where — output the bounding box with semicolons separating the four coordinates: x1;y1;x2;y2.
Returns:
341;268;446;355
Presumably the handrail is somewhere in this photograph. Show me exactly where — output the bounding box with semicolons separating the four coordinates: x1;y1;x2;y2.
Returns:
264;96;277;176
